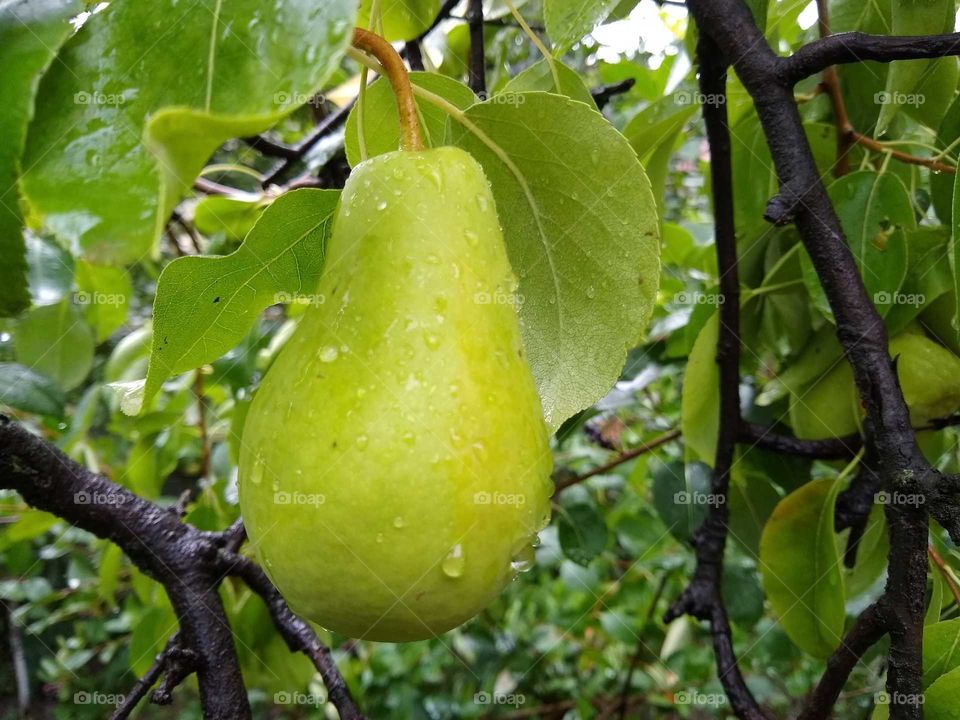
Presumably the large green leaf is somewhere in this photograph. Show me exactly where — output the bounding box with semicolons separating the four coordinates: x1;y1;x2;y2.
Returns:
449;92;660;431
544;0;621;53
876;0;955;135
134;189;340;413
825;171;913;319
0;362;66;417
651;460;712;542
358;0;439;41
13;300;94;391
924;617;960;688
0;0;81;317
345;73;476;167
760;477;846;658
681;311;719;465
925;665;960;719
500;59;594;106
20;0;358;265
951;168;960;348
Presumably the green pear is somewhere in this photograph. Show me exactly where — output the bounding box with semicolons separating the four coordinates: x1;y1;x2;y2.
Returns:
239;147;553;642
789;328;960;439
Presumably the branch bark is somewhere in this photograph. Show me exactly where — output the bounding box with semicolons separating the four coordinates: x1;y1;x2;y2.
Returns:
0;416;364;720
663;33;766;720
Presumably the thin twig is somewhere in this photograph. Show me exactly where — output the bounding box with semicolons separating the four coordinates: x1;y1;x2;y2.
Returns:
555;429;681;493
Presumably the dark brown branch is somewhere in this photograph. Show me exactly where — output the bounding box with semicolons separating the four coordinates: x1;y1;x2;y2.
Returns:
687;1;935;716
592;78;636;110
738;422;860;459
110;633;181;720
663;34;765;720
0;416;363;720
466;0;487;94
217;551;362;720
783;31;960;84
797;603;887;720
260;102;355;187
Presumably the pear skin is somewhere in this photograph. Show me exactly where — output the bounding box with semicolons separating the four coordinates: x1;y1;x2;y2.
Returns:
239;147;553;642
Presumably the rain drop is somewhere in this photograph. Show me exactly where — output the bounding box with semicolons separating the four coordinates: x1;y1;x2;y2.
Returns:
442;544;466;578
318;346;338;363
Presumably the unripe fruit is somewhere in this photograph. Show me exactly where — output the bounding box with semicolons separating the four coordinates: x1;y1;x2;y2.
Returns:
789;329;960;439
239;147;553;642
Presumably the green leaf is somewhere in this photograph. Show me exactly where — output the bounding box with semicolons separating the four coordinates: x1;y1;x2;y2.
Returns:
681;311;718;465
557;500;608;566
358;0;439;41
926;565;947;625
0;0;81;316
925;664;960;719
760;477;846;658
345;73;476;167
932;93;960;225
500;59;594;106
887;227;952;335
651;460;711;542
97;543;123;608
0;362;65;417
832;0;892;132
825;171;913;319
14;300;94;391
728;453;783;556
924;617;960;687
449;93;660;431
723;563;765;627
193;195;270;241
876;0;955;135
136;189;339;413
544;0;622;53
844;502;888;598
128;606;177;677
5;510;59;542
75;260;131;342
951;167;960;349
26;233;74;306
20;0;357;265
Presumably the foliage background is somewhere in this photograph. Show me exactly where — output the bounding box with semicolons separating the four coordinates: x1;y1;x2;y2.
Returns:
3;0;960;718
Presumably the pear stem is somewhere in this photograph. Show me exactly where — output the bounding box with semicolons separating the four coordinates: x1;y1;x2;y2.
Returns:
351;28;425;152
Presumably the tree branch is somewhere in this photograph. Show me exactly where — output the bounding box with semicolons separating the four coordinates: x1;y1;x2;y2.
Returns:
688;1;944;716
466;0;487;94
796;603;887;720
0;416;364;720
662;34;766;720
783;31;960;84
